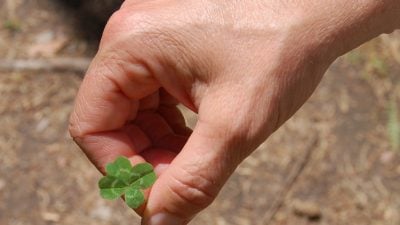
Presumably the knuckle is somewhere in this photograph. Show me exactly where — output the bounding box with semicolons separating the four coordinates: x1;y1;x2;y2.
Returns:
100;6;213;84
68;117;86;149
68;112;82;139
105;8;203;66
102;8;159;44
168;167;218;211
97;50;126;79
101;10;127;41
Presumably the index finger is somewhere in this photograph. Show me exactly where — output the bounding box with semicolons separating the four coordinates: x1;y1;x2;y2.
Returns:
69;47;160;171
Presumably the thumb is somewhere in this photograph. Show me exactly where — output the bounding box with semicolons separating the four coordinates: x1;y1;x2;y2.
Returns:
143;123;237;225
142;93;253;225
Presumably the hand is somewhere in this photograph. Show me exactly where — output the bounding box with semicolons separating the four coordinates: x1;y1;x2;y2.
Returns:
69;1;399;224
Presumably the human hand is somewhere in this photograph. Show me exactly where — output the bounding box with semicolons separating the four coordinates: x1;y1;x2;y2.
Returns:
69;1;399;224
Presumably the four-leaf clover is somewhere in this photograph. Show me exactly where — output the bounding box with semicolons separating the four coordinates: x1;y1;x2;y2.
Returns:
98;156;157;208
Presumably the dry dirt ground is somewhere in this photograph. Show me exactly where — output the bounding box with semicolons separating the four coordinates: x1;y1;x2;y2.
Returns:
0;1;400;225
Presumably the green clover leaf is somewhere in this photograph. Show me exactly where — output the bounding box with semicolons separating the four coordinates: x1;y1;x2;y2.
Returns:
98;156;157;208
125;188;145;209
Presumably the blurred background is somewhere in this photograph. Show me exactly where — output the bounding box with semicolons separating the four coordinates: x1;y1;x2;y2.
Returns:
0;0;399;225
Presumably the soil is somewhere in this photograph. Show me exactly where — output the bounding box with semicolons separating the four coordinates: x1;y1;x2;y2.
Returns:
0;1;399;225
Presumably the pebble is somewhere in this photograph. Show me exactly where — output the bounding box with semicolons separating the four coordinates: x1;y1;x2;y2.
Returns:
41;211;60;222
36;118;50;133
380;151;395;164
90;205;112;221
35;30;55;44
291;199;322;220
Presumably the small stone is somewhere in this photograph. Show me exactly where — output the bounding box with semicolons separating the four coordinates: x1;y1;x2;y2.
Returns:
384;207;397;221
380;151;395;164
216;217;227;225
41;211;60;222
35;31;55;44
291;199;322;220
274;211;286;222
36;118;50;132
90;205;112;221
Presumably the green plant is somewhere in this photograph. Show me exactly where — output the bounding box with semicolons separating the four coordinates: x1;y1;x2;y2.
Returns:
98;156;157;208
388;99;400;151
3;19;21;32
345;50;363;65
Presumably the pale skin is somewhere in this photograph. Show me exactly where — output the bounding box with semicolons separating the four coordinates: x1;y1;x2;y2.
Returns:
69;1;400;225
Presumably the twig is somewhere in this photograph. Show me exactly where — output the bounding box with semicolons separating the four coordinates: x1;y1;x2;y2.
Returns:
0;58;92;74
260;136;319;225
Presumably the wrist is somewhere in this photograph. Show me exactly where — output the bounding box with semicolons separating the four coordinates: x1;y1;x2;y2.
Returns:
333;1;399;55
292;1;400;60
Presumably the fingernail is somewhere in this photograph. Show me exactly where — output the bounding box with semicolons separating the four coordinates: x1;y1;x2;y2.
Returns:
145;213;184;225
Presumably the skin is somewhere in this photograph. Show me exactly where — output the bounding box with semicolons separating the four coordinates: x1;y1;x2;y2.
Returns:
69;1;400;224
